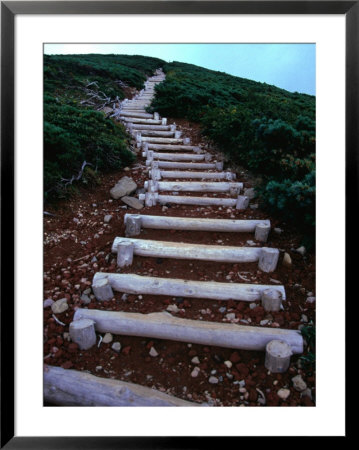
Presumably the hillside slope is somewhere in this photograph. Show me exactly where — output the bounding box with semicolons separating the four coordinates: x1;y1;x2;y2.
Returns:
44;54;165;200
150;61;315;238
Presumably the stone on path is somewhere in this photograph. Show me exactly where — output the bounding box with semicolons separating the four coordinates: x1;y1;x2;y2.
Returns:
102;333;113;344
121;196;144;210
51;298;68;314
110;176;137;200
44;299;54;308
292;374;307;392
111;342;122;353
277;388;291;400
104;215;113;223
282;252;292;267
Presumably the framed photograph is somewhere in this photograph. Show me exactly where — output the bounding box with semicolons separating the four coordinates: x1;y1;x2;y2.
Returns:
1;1;354;447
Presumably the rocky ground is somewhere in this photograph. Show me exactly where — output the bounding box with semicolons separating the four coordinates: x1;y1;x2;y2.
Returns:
44;118;315;407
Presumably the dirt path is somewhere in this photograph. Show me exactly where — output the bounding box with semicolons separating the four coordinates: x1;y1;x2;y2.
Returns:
44;71;315;407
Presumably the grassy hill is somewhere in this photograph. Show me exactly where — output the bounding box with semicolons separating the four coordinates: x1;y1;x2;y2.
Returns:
44;54;165;200
150;61;315;239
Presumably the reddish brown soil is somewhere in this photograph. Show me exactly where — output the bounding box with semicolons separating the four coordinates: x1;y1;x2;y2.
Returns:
44;119;315;407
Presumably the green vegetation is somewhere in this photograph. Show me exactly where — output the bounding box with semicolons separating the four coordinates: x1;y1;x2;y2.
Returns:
150;61;315;240
299;323;315;374
44;54;164;200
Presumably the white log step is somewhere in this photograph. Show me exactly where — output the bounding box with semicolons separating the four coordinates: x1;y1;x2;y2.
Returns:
121;118;162;124
93;272;285;301
146;161;219;170
120;112;153;119
153;170;235;180
73;309;303;354
143;152;211;161
132;124;171;131
44;366;195;407
135;130;175;137
140;137;183;144
140;192;238;208
146;143;201;152
144;181;243;193
124;214;270;233
112;237;262;263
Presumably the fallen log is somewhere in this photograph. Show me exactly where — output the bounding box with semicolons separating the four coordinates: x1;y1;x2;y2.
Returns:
93;272;286;301
73;309;303;354
44;366;197;406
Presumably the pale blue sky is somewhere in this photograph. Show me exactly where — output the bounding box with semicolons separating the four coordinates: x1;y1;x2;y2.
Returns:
44;43;316;95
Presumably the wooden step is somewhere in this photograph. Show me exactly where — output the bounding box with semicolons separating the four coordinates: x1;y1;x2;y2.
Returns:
140;137;183;144
44;366;195;407
121;117;162;125
124;214;270;234
140;192;239;208
143;151;211;161
134;125;171;131
145;143;201;152
120;111;153;119
146;160;221;170
93;271;283;301
144;180;243;193
136;130;175;137
73;309;303;354
151;170;235;180
112;237;262;263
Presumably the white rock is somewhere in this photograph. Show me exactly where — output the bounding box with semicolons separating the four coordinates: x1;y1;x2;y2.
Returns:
51;298;68;314
296;246;306;256
166;304;180;313
191;356;200;364
249;303;257;309
282;252;292;267
274;228;283;234
224;360;232;369
102;333;113;344
104;215;113;223
191;367;200;377
277;388;291;400
149;347;159;357
209;376;219;384
44;299;54;308
225;313;236;320
306;296;316;303
292;375;307;392
111;342;122;353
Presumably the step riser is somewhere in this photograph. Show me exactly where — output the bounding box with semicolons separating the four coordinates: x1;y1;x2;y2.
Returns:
143;152;210;161
121;118;162;124
145;144;201;152
74;309;303;354
120;112;154;119
140;137;183;144
135;131;175;137
147;161;218;169
93;272;284;301
124;214;271;234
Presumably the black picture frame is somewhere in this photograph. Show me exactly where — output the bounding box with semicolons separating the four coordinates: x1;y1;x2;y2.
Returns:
1;1;354;447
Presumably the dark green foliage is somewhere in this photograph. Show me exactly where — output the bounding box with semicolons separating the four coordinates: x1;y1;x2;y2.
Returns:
299;324;315;373
44;54;164;200
150;61;316;239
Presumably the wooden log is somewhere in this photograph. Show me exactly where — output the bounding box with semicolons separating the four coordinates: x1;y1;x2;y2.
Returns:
131;124;171;131
73;309;303;354
261;288;283;311
264;340;293;373
258;247;280;273
120;111;153;119
145;143;202;152
255;223;271;242
117;241;134;268
124;214;271;234
125;215;142;237
236;195;250;210
162;118;167;125
144;180;243;193
93;272;286;302
146;161;220;170
44;366;196;406
143;152;210;162
92;277;114;301
139;193;238;208
112;237;262;263
69;319;97;350
141;137;183;144
156;170;236;180
121;117;162;124
135;130;175;137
